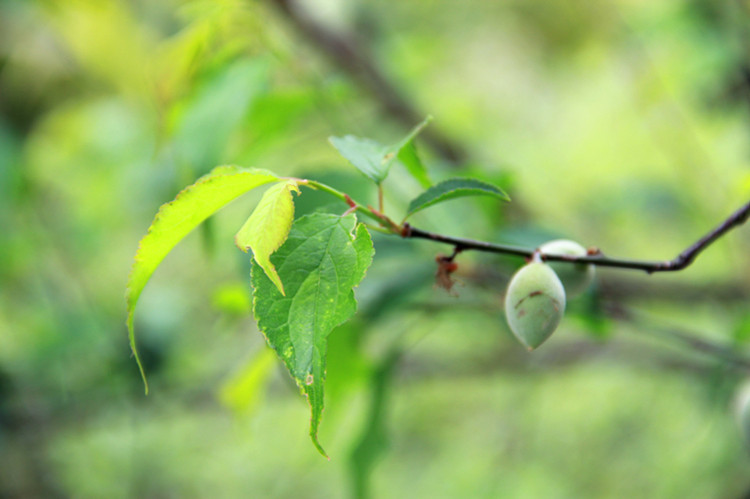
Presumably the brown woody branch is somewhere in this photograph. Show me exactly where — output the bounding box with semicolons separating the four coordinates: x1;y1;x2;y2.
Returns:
402;200;750;273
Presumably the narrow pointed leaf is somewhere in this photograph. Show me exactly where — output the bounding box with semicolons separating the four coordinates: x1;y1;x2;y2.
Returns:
397;141;432;188
251;213;374;457
390;115;432;158
329;116;431;185
235;180;300;295
126;166;279;393
405;177;510;219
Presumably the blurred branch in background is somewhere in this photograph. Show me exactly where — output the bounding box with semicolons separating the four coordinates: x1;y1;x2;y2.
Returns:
607;303;750;372
263;0;468;164
397;334;743;380
410;300;750;375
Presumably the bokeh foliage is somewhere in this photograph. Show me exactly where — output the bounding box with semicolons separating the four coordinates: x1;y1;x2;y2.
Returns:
1;0;750;497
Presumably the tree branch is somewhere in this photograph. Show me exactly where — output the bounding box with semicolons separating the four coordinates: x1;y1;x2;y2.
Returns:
264;0;468;164
402;199;750;273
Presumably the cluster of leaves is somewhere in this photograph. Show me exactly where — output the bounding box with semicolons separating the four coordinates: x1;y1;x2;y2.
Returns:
126;119;509;456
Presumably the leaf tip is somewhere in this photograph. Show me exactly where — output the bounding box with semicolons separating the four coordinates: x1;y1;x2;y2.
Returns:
233;234;250;253
311;433;330;460
127;313;150;395
264;265;286;296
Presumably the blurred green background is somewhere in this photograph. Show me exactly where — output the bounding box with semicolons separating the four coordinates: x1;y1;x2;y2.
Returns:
2;0;750;497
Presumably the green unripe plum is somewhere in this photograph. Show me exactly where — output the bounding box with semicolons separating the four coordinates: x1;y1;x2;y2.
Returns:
504;262;566;350
539;239;594;298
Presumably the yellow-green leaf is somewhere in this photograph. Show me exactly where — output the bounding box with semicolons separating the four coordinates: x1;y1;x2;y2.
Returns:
126;165;279;393
234;180;300;295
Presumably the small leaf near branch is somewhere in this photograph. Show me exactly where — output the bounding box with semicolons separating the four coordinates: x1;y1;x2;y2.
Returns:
397;141;432;188
251;213;374;457
235;180;300;295
126;166;279;393
328;136;384;185
329;116;432;185
405;177;510;219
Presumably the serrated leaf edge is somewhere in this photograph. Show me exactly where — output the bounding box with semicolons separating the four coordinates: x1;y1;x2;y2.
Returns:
404;177;510;219
250;214;374;458
126;165;279;393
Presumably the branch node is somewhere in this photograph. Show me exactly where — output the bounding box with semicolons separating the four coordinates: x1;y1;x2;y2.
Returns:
344;193;357;208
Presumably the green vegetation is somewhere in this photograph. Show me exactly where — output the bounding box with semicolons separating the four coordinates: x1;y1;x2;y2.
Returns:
2;0;750;497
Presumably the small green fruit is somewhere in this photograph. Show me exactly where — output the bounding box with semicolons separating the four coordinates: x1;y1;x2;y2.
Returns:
504;262;566;350
539;239;594;298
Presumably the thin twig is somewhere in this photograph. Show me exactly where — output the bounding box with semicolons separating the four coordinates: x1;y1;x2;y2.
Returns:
402;200;750;273
265;0;468;164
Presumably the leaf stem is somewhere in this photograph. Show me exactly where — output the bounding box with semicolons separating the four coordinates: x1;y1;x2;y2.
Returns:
300;179;401;231
361;223;393;234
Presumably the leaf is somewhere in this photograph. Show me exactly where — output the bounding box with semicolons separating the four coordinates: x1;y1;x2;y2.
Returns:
397;141;432;188
251;213;374;457
350;349;399;498
126;166;279;393
173;59;270;170
235;180;300;295
405;177;510;219
328;136;384;184
329;116;431;185
219;347;277;415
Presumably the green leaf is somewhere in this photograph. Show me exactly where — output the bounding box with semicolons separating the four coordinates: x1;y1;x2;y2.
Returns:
328;136;383;184
235;180;300;295
405;177;510;219
251;213;374;457
126;166;279;393
173;58;270;170
350;349;399;498
329;116;431;185
397;141;432;188
219;347;277;415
